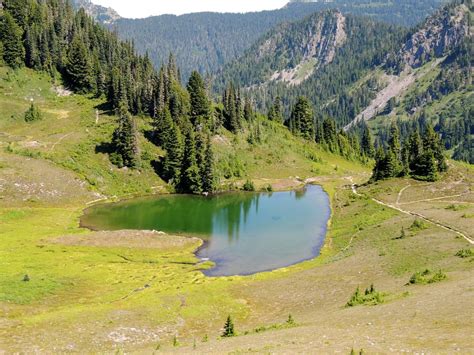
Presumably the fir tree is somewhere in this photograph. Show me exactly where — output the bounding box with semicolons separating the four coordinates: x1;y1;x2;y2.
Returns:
0;11;25;68
178;130;202;194
202;135;216;193
163;123;183;184
361;124;375;157
65;37;92;92
288;96;315;140
413;151;439;182
187;71;210;125
24;102;42;122
222;316;235;338
268;96;283;123
423;124;447;173
112;100;139;169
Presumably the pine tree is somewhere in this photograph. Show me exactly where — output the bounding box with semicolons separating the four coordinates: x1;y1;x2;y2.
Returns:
268;96;283;123
423;124;447;173
112;100;139;169
387;121;402;176
288;97;315;140
187;71;210;125
222;316;235;338
223;83;240;133
178;130;202;194
163;123;183;184
414;151;439;181
361;124;375;157
407;129;423;172
202;135;216;193
24;102;42;122
65;37;92;92
0;11;25;68
243;97;254;121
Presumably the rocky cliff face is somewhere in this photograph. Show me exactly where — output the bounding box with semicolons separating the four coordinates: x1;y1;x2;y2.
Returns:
396;3;471;69
254;10;347;86
72;0;121;24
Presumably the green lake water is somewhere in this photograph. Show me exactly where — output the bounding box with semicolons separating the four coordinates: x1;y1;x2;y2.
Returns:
81;185;331;276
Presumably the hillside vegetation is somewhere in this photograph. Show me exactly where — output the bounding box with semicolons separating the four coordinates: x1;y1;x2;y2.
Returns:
0;0;473;353
108;0;444;79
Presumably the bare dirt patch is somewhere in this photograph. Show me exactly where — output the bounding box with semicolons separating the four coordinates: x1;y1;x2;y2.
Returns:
0;152;97;207
53;230;202;250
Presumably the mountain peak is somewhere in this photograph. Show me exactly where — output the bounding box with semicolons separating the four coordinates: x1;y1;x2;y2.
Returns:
71;0;121;24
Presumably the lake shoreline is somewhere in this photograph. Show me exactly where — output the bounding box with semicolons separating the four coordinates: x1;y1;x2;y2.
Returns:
79;181;332;277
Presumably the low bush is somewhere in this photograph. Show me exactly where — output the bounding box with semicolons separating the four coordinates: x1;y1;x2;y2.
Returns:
455;249;473;258
409;219;428;232
408;269;446;285
346;284;385;307
24;103;42;122
242;180;255;192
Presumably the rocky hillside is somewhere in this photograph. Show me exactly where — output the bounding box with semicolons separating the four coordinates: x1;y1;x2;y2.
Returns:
72;0;121;24
111;0;443;80
390;1;471;70
216;10;350;88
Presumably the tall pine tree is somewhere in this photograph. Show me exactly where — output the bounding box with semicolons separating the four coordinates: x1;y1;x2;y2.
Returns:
0;11;24;68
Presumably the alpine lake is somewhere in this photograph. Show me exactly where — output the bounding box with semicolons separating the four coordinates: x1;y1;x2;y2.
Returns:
81;184;331;276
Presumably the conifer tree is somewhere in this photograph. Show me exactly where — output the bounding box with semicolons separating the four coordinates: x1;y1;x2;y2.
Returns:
202;135;216;193
222;316;235;338
423;124;447;172
178;130;202;194
112;100;139;169
65;37;92;92
268;96;283;123
361;124;375;157
0;11;25;68
243;97;254;121
414;151;438;181
187;71;210;125
223;83;240;133
163;123;183;184
288;96;315;140
24;102;42;122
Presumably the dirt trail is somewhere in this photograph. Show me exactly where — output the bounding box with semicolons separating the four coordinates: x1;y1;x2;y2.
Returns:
350;179;474;245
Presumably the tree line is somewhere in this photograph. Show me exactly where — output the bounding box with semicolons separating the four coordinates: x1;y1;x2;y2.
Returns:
372;122;447;182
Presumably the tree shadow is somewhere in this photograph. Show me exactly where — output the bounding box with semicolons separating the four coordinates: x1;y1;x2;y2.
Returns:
151;158;168;182
95;142;115;155
144;129;158;146
94;101;115;116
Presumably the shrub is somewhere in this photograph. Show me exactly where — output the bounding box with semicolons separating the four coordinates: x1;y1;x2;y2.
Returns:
409;219;428;232
22;274;30;282
24;103;42;122
455;249;473;258
242;180;255;192
408;269;446;285
286;314;295;326
346;285;385;307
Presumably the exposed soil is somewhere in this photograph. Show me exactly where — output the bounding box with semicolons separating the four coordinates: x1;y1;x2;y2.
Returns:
53;230;202;250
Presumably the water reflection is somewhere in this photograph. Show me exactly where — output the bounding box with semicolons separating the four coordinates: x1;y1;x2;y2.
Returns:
81;185;330;276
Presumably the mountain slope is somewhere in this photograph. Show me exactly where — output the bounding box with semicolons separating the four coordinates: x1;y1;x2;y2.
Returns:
71;0;121;24
218;11;406;123
112;0;444;79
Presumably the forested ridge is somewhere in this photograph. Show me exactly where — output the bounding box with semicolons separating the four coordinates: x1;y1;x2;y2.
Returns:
219;0;472;165
0;0;470;194
0;0;371;194
108;0;444;80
